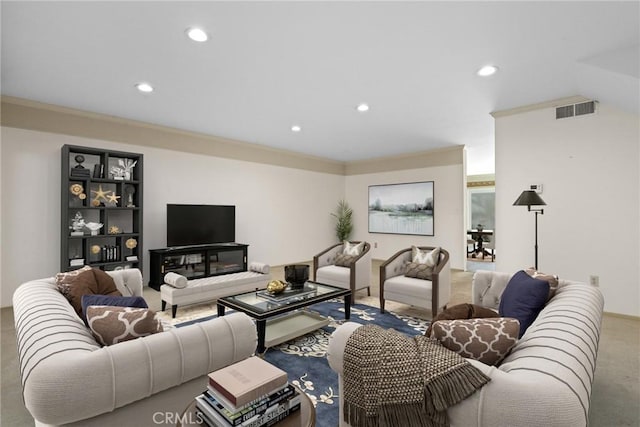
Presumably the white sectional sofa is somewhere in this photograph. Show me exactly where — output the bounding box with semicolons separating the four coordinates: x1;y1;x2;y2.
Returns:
328;270;605;426
13;268;257;426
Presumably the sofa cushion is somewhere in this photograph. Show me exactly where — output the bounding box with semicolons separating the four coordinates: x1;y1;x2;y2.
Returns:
429;317;520;366
343;241;364;256
425;303;499;336
56;268;122;315
499;270;550;338
335;253;356;267
81;294;148;324
524;267;559;299
86;305;163;346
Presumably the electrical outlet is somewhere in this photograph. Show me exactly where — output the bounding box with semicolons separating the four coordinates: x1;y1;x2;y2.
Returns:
589;275;599;287
374;242;378;248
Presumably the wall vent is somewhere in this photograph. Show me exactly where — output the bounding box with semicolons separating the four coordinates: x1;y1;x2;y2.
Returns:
575;101;596;116
556;100;596;119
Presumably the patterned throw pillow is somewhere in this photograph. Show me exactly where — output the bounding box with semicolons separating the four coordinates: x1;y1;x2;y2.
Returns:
425;303;500;336
86;306;163;346
411;246;440;267
55;265;92;286
80;294;148;325
56;267;122;315
334;253;356;267
343;241;365;256
404;261;433;280
429;318;520;366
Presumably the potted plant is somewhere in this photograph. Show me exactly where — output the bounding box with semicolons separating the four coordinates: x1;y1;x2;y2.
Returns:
331;200;353;242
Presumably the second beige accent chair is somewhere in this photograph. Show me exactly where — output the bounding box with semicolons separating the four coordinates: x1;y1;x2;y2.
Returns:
313;241;372;296
379;246;451;317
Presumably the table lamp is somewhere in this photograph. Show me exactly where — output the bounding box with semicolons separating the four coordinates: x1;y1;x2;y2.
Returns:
513;190;546;269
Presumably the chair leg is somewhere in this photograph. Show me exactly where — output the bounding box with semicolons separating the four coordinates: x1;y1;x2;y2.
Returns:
380;297;385;313
367;286;371;296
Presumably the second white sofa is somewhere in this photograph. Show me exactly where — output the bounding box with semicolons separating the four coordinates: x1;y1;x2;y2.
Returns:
13;268;257;426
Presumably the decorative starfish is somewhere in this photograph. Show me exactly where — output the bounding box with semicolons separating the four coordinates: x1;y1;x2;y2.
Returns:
106;193;120;205
91;185;111;202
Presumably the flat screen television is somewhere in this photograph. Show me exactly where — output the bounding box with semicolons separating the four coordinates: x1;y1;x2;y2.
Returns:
166;204;235;247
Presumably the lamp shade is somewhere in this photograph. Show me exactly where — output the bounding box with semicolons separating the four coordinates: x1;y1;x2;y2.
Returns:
513;190;546;207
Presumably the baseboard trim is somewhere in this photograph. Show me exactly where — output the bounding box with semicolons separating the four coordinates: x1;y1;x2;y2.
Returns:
603;311;640;321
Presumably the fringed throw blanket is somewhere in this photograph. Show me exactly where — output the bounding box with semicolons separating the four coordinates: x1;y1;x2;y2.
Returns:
343;324;490;427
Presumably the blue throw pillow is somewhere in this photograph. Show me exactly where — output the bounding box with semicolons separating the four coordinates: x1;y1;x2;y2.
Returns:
499;270;550;338
81;294;148;324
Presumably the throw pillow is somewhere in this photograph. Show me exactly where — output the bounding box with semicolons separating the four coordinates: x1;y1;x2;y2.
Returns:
86;306;163;346
55;265;92;287
524;267;559;300
429;317;520;366
56;268;122;315
404;261;433;280
411;246;440;267
80;294;148;325
425;303;500;336
249;262;270;274
499;270;550;338
164;272;188;289
334;253;356;267
343;241;365;256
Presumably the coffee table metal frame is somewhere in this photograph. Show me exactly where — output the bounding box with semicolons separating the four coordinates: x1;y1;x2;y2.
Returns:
217;281;351;354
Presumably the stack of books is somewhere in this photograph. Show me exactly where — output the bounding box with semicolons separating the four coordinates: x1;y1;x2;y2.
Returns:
195;357;300;427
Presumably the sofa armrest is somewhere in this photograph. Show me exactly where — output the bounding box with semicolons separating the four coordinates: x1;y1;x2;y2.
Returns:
106;268;143;297
471;270;512;310
327;321;364;375
25;312;257;425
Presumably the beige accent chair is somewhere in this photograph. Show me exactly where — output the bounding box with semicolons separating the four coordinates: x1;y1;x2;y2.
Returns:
379;246;450;317
313;241;372;296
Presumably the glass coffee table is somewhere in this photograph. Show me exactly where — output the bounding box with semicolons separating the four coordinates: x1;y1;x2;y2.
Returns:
217;281;351;354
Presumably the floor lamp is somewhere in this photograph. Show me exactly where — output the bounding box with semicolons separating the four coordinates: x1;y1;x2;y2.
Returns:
513;190;547;269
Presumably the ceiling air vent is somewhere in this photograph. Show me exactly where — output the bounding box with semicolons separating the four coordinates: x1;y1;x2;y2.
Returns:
556;100;596;119
556;105;574;119
575;101;596;116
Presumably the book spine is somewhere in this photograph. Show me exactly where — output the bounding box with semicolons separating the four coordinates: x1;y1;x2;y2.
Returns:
242;399;301;427
196;396;232;427
205;384;295;414
203;385;295;425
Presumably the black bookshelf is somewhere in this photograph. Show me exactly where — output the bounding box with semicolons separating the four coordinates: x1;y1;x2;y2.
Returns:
61;145;143;272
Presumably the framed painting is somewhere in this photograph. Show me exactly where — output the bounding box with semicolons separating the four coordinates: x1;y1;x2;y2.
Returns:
368;181;434;236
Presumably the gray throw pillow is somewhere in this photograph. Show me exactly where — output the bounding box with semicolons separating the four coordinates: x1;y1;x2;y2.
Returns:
335;253;356;267
404;261;433;280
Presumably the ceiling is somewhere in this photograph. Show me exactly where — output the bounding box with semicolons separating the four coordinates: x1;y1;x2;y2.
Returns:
2;2;638;175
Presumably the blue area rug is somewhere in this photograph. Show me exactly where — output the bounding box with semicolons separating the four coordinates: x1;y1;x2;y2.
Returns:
177;299;429;427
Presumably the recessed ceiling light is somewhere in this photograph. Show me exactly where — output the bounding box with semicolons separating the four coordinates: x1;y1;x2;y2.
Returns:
291;125;302;132
356;103;370;112
477;65;499;77
186;27;208;42
135;82;154;93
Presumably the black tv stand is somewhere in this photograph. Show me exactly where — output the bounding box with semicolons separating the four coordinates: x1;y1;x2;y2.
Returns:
148;243;248;291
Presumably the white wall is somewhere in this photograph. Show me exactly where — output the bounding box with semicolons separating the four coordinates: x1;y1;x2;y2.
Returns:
495;103;639;316
345;163;465;270
0;127;344;307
